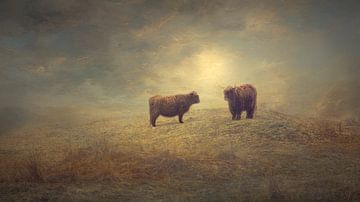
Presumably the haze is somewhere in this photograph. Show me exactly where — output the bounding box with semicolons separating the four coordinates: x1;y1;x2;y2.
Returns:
1;0;359;132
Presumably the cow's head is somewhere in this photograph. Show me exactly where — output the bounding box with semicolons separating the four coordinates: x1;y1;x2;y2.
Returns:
189;91;200;104
224;86;235;101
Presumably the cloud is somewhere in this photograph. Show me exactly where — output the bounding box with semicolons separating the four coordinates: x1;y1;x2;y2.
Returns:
0;0;359;121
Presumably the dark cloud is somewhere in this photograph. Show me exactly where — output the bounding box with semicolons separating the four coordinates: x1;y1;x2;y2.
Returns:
0;0;359;125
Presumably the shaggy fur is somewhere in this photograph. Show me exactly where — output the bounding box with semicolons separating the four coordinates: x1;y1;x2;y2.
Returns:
224;84;257;120
149;91;200;127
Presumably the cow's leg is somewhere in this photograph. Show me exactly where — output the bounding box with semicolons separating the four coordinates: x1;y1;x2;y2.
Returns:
236;112;242;120
151;113;160;127
231;111;236;120
178;113;184;123
246;108;254;119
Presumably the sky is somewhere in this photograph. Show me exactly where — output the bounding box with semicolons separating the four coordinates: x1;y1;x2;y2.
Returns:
0;0;360;127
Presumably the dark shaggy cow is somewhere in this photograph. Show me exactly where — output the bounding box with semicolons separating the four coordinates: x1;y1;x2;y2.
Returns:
149;91;200;127
224;84;257;120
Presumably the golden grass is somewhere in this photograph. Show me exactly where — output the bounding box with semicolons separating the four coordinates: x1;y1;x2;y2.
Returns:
0;108;359;201
6;140;242;183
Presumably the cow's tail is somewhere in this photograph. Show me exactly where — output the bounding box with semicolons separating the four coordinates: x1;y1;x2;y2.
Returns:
149;97;154;125
254;88;257;112
248;84;257;113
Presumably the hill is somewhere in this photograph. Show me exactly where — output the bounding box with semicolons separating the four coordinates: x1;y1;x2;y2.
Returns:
0;108;359;201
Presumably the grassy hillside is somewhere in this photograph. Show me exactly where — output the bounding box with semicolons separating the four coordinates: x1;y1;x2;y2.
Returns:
0;108;359;201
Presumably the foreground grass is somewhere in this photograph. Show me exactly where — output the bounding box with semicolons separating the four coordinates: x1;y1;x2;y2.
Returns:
0;108;359;201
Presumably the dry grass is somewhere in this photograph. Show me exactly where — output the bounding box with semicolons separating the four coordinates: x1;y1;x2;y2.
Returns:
7;140;241;183
0;108;359;201
14;150;45;183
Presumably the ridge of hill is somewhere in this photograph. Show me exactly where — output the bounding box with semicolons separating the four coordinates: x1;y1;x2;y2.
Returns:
0;108;359;201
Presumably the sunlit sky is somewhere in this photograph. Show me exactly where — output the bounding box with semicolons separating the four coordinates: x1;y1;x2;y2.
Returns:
0;0;359;119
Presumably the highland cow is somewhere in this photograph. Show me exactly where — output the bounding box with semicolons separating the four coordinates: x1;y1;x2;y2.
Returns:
149;91;200;127
224;84;257;120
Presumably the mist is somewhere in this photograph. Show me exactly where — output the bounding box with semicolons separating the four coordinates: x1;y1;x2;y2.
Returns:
1;0;360;132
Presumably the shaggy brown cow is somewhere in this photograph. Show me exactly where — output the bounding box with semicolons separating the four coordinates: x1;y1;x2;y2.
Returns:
224;84;257;120
149;91;200;127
